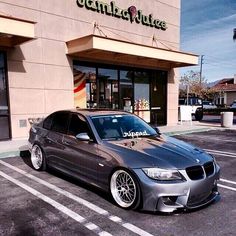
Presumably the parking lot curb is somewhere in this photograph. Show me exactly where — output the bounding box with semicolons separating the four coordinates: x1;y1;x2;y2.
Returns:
0;151;21;159
163;128;216;136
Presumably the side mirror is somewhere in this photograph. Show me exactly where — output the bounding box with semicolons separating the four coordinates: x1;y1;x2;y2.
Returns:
76;133;91;141
154;127;161;134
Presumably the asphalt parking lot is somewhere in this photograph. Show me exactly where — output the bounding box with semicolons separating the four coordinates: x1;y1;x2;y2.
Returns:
0;130;236;236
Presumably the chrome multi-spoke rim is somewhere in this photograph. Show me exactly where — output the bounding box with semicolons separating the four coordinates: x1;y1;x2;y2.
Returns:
110;170;136;208
31;145;43;170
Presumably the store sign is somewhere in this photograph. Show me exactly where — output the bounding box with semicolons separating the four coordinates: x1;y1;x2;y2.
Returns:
76;0;167;31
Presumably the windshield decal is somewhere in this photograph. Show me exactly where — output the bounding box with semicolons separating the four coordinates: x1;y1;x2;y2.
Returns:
123;130;149;138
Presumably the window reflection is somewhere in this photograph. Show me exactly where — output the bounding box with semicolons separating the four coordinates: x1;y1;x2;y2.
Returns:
98;68;118;109
74;65;96;108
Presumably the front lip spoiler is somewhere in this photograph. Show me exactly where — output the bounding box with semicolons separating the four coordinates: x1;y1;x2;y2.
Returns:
185;191;220;211
160;192;221;215
156;189;220;214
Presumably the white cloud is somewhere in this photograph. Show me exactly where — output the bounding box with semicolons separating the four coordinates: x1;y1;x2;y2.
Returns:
181;2;236;82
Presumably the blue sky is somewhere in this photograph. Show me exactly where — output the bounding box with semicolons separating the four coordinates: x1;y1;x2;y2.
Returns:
180;0;236;82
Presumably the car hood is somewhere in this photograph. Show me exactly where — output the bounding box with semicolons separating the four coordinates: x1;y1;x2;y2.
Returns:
105;135;213;169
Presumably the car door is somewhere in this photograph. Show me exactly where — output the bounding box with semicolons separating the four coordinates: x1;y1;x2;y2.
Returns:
60;113;100;185
43;111;70;169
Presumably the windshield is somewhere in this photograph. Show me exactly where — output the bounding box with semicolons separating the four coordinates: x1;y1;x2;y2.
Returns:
189;98;202;105
91;114;157;140
179;98;202;106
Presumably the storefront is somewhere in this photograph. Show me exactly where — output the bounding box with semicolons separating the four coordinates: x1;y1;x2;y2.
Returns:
0;0;198;140
73;60;168;125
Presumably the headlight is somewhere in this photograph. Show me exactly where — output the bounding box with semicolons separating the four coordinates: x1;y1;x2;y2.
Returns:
142;168;183;181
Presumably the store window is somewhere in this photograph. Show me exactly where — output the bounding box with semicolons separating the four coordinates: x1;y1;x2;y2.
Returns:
0;52;10;140
74;65;96;108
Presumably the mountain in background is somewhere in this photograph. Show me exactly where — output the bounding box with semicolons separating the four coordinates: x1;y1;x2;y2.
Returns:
179;80;219;89
206;80;220;88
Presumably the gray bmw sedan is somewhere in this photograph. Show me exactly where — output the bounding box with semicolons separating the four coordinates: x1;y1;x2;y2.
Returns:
28;109;220;213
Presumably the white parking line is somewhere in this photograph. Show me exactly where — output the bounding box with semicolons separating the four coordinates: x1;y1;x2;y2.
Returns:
204;149;236;158
0;160;108;214
0;170;112;236
218;184;236;192
205;152;236;158
204;149;236;156
0;160;154;236
123;223;153;236
220;178;236;185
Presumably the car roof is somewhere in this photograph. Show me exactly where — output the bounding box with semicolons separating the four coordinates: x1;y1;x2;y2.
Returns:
58;109;129;117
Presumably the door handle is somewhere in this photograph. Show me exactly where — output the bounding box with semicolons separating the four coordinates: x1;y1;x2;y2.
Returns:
62;140;70;145
45;137;53;143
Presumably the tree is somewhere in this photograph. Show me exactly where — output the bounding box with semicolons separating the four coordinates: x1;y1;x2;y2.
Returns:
180;70;205;97
179;70;218;101
233;28;236;41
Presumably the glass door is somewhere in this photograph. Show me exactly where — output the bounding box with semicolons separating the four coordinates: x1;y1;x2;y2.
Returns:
150;71;167;126
134;71;150;123
0;52;11;140
120;70;133;112
98;68;118;109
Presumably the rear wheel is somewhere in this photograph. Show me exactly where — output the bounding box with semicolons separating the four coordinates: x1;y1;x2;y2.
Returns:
31;144;46;171
195;108;203;121
110;169;140;209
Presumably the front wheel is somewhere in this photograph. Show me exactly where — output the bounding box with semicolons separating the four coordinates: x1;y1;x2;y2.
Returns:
31;144;46;171
110;169;140;209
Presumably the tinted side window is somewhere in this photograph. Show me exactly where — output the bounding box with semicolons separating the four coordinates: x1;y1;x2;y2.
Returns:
178;99;185;105
43;114;54;130
68;114;89;136
51;112;70;134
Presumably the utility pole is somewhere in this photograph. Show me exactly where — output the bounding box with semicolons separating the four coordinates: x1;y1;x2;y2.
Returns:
233;28;236;41
199;55;204;85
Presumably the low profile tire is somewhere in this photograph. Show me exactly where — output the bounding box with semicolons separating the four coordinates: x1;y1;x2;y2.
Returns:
31;144;46;171
195;108;203;121
110;169;141;209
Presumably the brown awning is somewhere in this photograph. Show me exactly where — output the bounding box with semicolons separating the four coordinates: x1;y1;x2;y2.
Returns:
0;14;35;47
66;35;198;69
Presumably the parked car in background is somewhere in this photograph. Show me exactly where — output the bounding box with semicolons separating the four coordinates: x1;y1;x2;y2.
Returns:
230;100;236;109
179;97;203;121
28;109;220;213
202;101;217;109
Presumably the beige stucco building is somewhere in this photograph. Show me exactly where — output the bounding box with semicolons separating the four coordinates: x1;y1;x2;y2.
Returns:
0;0;198;141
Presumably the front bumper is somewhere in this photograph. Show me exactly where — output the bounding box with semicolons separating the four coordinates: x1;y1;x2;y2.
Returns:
133;164;220;212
